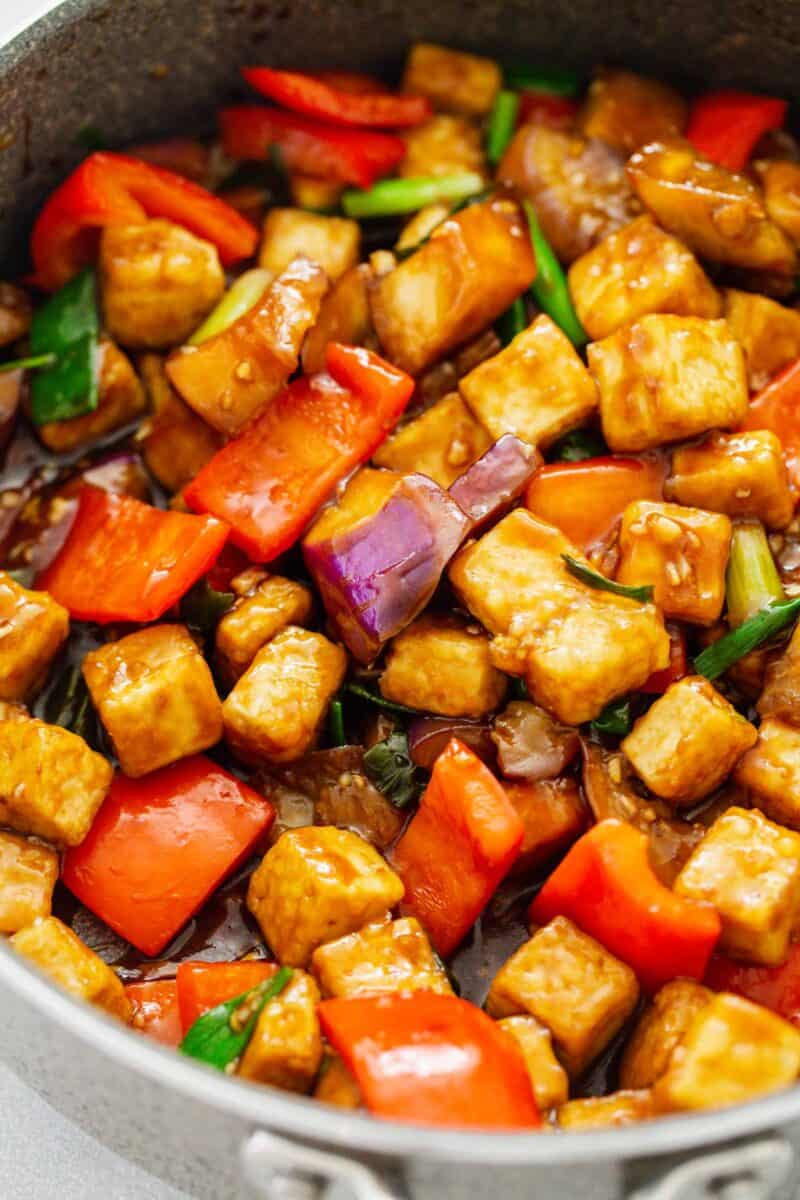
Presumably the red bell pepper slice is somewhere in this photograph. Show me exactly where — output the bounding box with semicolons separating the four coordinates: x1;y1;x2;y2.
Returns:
740;357;800;489
687;90;787;172
62;756;274;958
530;819;721;993
124;138;210;184
184;343;413;562
392;738;524;957
640;624;687;694
30;151;258;292
219;107;405;189
176;960;278;1033
518;93;579;129
705;947;800;1027
318;992;540;1128
36;485;228;624
125;980;183;1047
243;68;431;128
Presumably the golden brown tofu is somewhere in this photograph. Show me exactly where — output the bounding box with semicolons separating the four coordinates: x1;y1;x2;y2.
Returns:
755;159;800;245
0;282;32;347
504;778;586;875
724;288;800;392
675;806;800;964
759;624;800;726
567;217;720;341
498;125;639;264
578;70;687;153
223;627;346;766
402;43;501;116
401;115;487;179
497;1015;569;1111
259;208;359;282
314;1054;362;1109
238;969;323;1092
449;510;669;725
0;572;68;702
588;315;748;453
619;980;713;1090
622;677;757;806
37;338;147;453
11;916;131;1021
616;501;732;624
395;203;452;253
215;573;314;685
301;263;374;375
459;315;599;449
486;916;639;1077
627;139;797;275
247;826;404;966
655;993;800;1111
288;173;343;212
0;831;59;934
100;218;224;349
0;710;112;846
666;431;794;530
735;717;800;830
372;392;491;487
139;353;222;496
311;916;451;998
557;1090;656;1129
83;624;222;778
369;197;536;376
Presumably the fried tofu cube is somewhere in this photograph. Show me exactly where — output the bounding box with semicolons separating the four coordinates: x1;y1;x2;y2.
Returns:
314;1054;362;1108
372;392;491;487
577;70;687;153
588;315;748;453
402;43;501;116
622;677;757;806
675;806;800;965
139;353;221;495
497;1015;569;1111
724;288;800;392
288;173;344;212
0;710;112;846
215;573;314;685
259;209;359;282
100;218;224;349
619;980;713;1090
665;431;794;530
301;263;374;375
557;1090;656;1129
567;217;720;341
83;624;222;778
758;624;800;727
654;993;800;1111
735;718;800;830
459;315;599;449
238;969;323;1092
311;916;451;998
247;826;405;966
401;115;487;180
756;159;800;245
11;916;131;1020
223;627;346;766
0;830;59;934
616;501;732;624
0;572;68;701
486;916;639;1077
504;779;587;875
36;338;146;453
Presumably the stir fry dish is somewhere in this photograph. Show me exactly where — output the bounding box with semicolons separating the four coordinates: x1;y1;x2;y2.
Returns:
7;44;800;1133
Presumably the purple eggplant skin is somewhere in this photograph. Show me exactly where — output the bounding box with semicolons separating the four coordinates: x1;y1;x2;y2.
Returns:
449;434;541;534
408;715;497;771
304;472;470;665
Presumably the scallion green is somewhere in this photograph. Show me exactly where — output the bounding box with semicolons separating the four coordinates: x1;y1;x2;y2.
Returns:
487;90;520;165
342;172;485;220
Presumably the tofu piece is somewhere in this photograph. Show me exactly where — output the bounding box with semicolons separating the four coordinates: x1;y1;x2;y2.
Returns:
100;218;225;349
756;159;800;245
577;70;687;153
379;614;508;718
486;916;639;1077
0;572;69;701
301;263;374;375
36;338;146;453
0;710;112;846
83;624;222;778
459;315;599;449
314;1054;362;1108
665;431;794;530
259;208;359;282
401;115;487;180
616;501;732;624
588;315;749;453
215;572;314;685
223;627;346;766
372;392;491;487
288;173;343;212
622;677;757;806
311;915;451;998
401;43;501;116
497;1015;569;1111
504;779;586;874
724;288;800;391
654;993;800;1111
139;353;222;496
0;831;59;934
619;980;713;1090
11;916;131;1021
759;624;800;727
557;1090;656;1129
449;509;669;725
247;826;404;966
567;217;720;341
735;717;800;830
0;281;32;347
675;806;800;965
238;969;322;1092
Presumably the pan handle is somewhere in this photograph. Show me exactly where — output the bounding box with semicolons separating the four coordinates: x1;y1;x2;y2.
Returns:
240;1130;408;1200
625;1135;796;1200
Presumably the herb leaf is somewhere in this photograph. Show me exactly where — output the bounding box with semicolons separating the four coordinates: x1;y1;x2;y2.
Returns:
29;269;101;426
181;578;235;634
590;696;631;737
363;730;424;809
694;598;800;681
0;353;57;375
562;555;654;603
549;428;606;463
344;681;420;717
180;966;292;1071
42;663;103;750
328;698;346;747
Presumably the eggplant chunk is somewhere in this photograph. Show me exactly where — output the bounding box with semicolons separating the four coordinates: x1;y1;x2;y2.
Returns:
139;353;222;496
373;391;491;488
238;969;323;1093
503;778;586;874
259;208;359;282
723;288;800;392
666;431;794;531
578;69;687;153
301;263;374;375
492;700;580;782
735;717;800;830
755;159;800;244
402;42;501;116
37;338;146;453
12;916;131;1020
557;1090;656;1130
497;1016;569;1111
619;980;713;1091
758;624;800;726
215;571;314;685
401;114;487;180
0;830;59;935
627;139;797;274
311;915;451;998
0;571;69;702
0;281;32;347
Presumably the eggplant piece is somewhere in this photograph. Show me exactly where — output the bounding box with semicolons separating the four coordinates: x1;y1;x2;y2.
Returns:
0;283;32;348
448;434;541;534
407;715;496;770
577;69;687;154
491;700;579;781
301;264;375;375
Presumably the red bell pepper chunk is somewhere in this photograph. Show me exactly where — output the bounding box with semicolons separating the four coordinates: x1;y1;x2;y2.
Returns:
30;151;258;292
518;93;579;129
687;90;788;172
36;485;228;624
176;960;278;1033
312;71;388;96
318;992;541;1129
184;343;413;562
640;623;687;694
125;980;183;1047
705;947;800;1028
530;819;721;993
219;106;405;189
124;138;211;184
243;67;432;129
392;738;524;957
62;756;274;958
740;357;800;489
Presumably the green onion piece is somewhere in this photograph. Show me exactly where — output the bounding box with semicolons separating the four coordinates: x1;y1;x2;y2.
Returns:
188;268;272;346
29;268;100;425
487;90;520;165
328;698;346;747
180;578;235;634
495;297;527;347
0;353;57;375
562;554;654;603
41;663;103;751
523;201;587;347
695;598;800;682
344;681;420;717
342;172;485;220
549;428;607;462
180;966;292;1071
363;729;423;809
725;521;784;629
590;696;631;737
502;63;580;96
